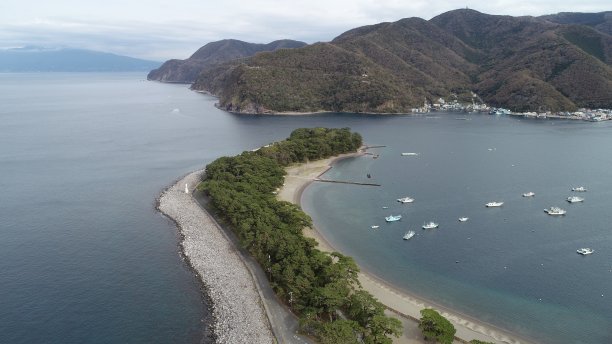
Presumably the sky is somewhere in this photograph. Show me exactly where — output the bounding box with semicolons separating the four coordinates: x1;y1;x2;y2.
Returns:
1;0;609;61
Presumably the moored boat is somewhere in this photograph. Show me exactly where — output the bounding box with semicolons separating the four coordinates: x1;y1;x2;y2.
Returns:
458;217;469;222
577;248;594;255
571;186;587;192
566;196;584;203
397;196;414;203
544;207;566;216
522;192;535;197
422;221;439;229
485;201;504;207
385;215;402;222
403;231;416;240
401;152;419;156
371;225;380;229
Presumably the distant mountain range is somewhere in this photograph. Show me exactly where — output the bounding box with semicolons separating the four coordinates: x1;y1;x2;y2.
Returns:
0;47;160;72
181;9;611;113
147;39;307;83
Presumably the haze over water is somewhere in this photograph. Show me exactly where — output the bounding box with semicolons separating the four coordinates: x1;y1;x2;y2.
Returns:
1;73;610;343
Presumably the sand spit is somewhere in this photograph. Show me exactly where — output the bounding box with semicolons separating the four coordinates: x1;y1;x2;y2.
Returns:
157;170;274;344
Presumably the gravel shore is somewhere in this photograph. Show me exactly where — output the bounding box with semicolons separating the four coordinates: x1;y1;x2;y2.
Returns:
157;170;274;344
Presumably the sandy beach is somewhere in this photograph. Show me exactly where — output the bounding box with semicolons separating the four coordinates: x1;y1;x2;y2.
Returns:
278;152;534;344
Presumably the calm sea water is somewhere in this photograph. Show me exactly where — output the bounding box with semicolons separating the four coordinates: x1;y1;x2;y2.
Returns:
1;73;609;344
302;115;612;344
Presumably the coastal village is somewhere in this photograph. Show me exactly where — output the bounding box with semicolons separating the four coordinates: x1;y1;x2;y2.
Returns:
414;96;612;121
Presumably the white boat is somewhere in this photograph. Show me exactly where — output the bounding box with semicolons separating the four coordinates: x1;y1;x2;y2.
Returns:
403;231;416;240
544;207;566;216
566;196;584;203
458;217;469;222
371;225;380;229
382;206;389;209
422;221;439;229
397;196;414;203
577;248;594;255
485;201;504;207
385;215;402;222
522;192;535;197
571;186;587;192
401;152;419;156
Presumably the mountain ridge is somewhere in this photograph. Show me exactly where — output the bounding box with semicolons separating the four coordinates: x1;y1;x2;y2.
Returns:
0;47;160;72
147;39;307;83
189;9;612;113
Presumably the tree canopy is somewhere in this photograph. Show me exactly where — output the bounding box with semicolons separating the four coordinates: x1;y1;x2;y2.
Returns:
419;308;456;344
199;128;401;342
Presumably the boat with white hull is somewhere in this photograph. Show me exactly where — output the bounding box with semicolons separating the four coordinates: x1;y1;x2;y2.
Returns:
458;217;469;222
397;197;414;203
571;186;587;192
422;222;439;229
385;215;402;222
403;231;416;240
567;196;584;203
522;192;535;197
577;248;594;255
485;201;504;207
544;207;566;216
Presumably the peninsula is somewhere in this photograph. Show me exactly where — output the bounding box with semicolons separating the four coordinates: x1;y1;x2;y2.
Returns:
160;127;536;343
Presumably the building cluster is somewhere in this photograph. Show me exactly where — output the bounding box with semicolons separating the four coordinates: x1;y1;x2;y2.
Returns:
411;95;611;122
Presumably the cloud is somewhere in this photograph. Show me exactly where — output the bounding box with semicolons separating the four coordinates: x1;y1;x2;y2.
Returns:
0;0;610;60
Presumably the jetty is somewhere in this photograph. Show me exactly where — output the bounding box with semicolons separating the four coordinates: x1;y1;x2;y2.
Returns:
314;178;380;187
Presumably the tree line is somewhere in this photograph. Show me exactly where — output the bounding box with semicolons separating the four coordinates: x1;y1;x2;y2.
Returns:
199;127;403;343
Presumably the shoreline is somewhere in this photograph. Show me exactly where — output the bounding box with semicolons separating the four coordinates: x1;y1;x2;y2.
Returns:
157;170;274;344
279;151;534;344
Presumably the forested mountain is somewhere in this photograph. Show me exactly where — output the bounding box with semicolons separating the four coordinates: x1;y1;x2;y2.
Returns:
191;9;612;113
147;39;306;83
0;47;160;72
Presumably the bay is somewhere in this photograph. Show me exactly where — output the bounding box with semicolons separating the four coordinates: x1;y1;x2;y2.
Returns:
302;114;612;344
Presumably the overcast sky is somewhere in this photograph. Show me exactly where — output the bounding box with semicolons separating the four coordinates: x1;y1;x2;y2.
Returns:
1;0;609;61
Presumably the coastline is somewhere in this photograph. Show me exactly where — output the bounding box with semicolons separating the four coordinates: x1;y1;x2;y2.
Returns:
279;151;534;344
157;170;274;344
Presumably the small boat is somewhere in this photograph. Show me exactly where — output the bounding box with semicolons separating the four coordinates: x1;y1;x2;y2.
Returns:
403;231;416;240
522;192;535;197
385;215;402;222
571;186;587;192
373;154;379;159
422;221;439;229
382;206;389;209
458;217;469;222
485;201;504;207
577;248;594;255
544;207;566;216
566;196;584;203
401;152;419;156
371;225;380;229
397;196;414;203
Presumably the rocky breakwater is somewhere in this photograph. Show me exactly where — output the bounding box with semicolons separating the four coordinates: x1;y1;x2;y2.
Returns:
157;170;274;344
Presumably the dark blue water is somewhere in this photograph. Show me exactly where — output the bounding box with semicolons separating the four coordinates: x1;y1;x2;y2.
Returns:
302;115;612;344
2;73;609;344
0;73;367;343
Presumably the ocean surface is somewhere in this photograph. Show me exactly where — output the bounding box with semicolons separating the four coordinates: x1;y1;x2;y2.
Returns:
1;73;610;343
302;115;612;344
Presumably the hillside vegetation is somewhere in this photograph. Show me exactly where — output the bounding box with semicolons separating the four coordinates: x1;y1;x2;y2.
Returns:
199;128;402;343
147;39;306;83
192;9;612;113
